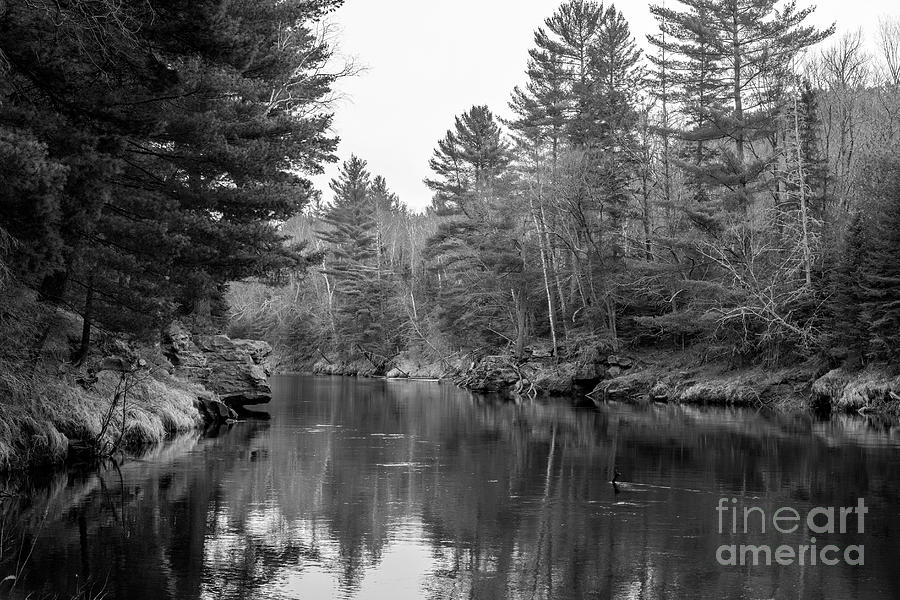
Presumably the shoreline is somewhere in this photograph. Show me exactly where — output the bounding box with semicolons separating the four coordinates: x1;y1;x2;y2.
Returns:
307;350;900;417
0;322;273;474
6;348;897;474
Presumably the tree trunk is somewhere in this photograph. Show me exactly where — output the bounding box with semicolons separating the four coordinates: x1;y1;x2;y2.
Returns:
529;192;559;358
731;7;747;212
794;90;814;287
75;272;95;365
512;289;527;359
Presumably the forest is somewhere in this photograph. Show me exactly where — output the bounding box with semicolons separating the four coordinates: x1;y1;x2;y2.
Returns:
227;0;900;374
2;0;900;400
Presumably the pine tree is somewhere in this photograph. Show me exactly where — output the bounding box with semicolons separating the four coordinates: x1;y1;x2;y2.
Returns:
424;106;529;353
649;0;729;208
649;0;832;218
0;0;343;353
532;0;605;146
859;156;900;360
317;156;393;357
829;211;868;358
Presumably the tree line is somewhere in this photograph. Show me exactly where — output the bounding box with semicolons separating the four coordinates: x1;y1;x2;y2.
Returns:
229;0;900;371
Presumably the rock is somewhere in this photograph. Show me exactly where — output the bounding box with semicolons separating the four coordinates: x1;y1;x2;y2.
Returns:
211;399;239;421
194;391;238;423
174;366;213;381
164;323;273;409
206;360;271;407
527;344;555;359
574;362;604;385
589;370;654;403
195;335;273;374
164;323;208;368
386;367;408;378
458;356;521;393
617;357;634;369
607;355;620;366
144;343;175;373
532;363;577;395
607;366;622;378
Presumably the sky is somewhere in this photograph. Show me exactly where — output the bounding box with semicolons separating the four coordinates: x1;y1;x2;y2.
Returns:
310;0;897;212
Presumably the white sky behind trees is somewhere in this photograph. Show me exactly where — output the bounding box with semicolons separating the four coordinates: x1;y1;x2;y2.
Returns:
311;0;897;212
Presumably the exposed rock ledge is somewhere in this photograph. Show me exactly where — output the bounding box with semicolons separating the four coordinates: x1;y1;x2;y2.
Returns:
163;323;273;411
451;348;900;415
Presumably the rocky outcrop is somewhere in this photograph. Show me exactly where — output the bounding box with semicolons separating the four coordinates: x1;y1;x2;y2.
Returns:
455;356;524;393
193;390;239;423
163;323;272;410
452;350;639;398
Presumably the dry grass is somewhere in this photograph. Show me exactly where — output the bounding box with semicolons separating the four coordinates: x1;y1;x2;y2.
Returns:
0;258;204;470
0;365;69;471
0;365;204;472
814;367;900;413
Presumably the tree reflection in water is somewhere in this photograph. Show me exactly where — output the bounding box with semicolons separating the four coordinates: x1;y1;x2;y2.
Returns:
1;375;899;599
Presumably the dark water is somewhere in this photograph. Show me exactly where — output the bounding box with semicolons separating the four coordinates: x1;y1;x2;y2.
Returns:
2;376;900;599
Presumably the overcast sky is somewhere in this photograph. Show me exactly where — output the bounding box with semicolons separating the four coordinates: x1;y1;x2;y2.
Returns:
310;0;896;212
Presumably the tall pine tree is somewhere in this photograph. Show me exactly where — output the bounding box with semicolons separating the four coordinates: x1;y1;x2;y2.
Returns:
424;106;530;353
0;0;343;355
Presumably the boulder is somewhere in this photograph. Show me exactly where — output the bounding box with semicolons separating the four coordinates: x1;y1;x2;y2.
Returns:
532;363;577;395
573;362;605;386
164;323;273;409
194;391;238;423
458;356;521;392
589;370;655;403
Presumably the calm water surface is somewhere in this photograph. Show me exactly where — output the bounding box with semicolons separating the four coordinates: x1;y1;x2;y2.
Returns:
2;375;900;599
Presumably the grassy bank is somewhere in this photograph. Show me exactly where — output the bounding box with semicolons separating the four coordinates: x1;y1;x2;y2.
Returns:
0;364;204;472
0;283;209;472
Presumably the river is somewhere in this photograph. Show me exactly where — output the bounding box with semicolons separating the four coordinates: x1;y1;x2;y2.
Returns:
1;375;899;599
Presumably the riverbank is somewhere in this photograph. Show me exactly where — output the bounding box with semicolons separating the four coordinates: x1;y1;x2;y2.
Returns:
309;346;900;416
0;313;274;472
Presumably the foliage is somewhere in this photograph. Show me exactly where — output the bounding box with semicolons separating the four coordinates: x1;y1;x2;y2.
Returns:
0;0;343;356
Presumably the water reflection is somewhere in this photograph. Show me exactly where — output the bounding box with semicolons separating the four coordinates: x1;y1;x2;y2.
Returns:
2;376;900;599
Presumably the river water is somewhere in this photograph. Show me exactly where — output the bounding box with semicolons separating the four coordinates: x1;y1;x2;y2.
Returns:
2;375;900;599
